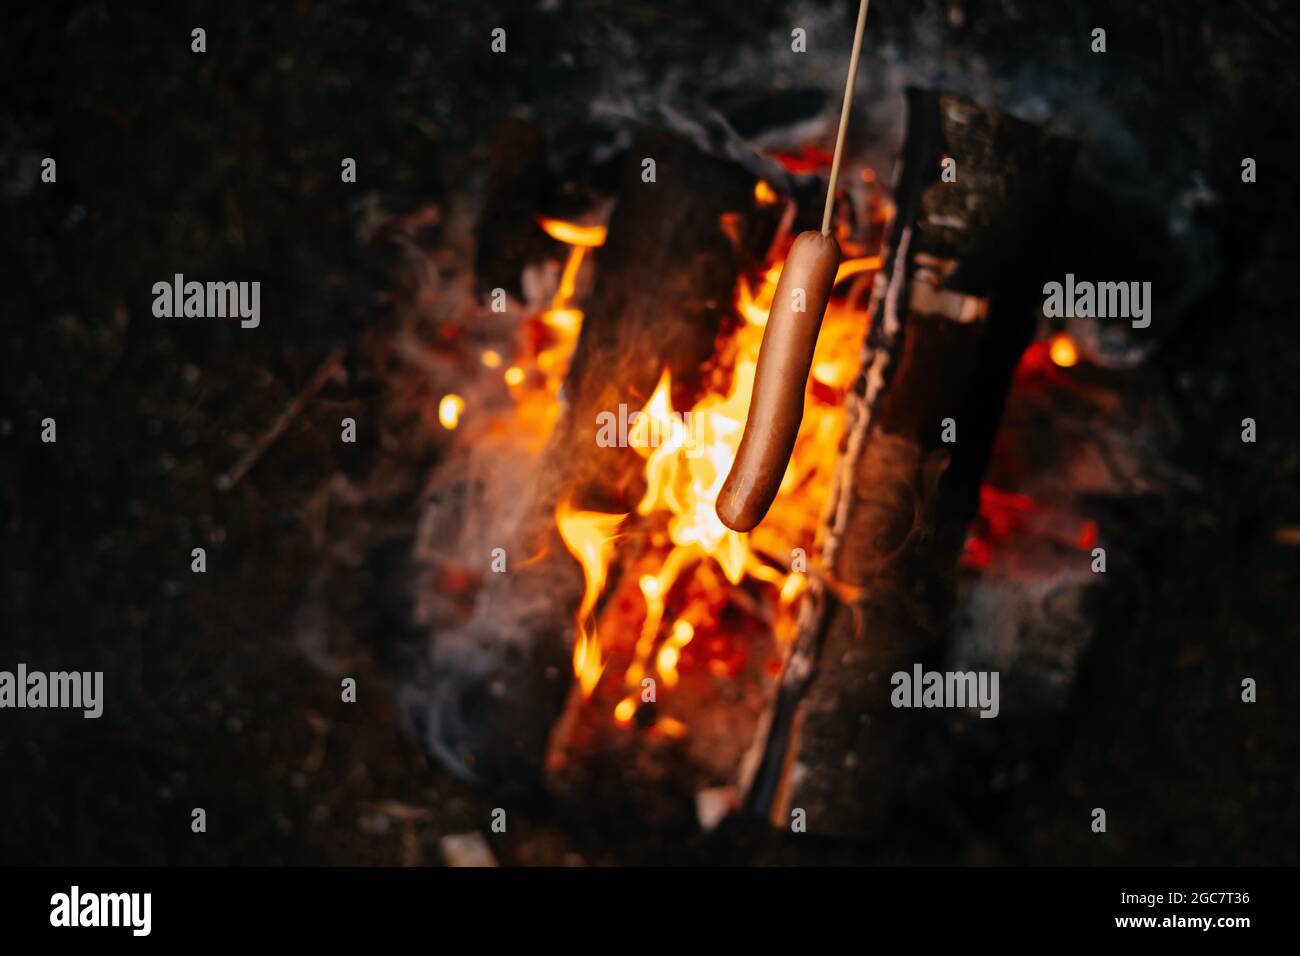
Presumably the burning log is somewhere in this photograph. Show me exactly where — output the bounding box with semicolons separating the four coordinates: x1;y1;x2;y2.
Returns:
558;127;783;505
415;128;782;790
740;90;1077;837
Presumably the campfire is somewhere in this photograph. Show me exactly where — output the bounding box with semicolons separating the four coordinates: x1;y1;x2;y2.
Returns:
407;84;1104;838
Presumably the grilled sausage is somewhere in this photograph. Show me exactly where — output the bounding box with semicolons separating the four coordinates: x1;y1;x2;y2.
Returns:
717;230;841;532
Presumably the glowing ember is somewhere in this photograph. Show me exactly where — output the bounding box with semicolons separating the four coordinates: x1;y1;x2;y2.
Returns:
438;394;464;430
771;144;835;173
613;697;637;725
653;716;688;738
962;484;1101;569
1049;333;1078;368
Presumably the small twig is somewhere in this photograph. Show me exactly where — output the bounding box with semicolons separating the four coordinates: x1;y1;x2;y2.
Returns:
218;345;346;492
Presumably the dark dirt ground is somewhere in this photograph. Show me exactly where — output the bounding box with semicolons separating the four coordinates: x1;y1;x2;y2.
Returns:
1;1;1298;865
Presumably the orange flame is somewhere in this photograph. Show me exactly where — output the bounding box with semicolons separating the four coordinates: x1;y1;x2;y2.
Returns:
498;217;604;445
555;498;626;699
511;186;891;724
536;215;608;248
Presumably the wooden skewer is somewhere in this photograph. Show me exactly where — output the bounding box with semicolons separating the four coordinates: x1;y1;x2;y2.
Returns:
821;0;872;236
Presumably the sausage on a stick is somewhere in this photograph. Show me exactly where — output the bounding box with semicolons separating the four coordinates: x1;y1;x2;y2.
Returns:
716;0;870;532
716;232;840;531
